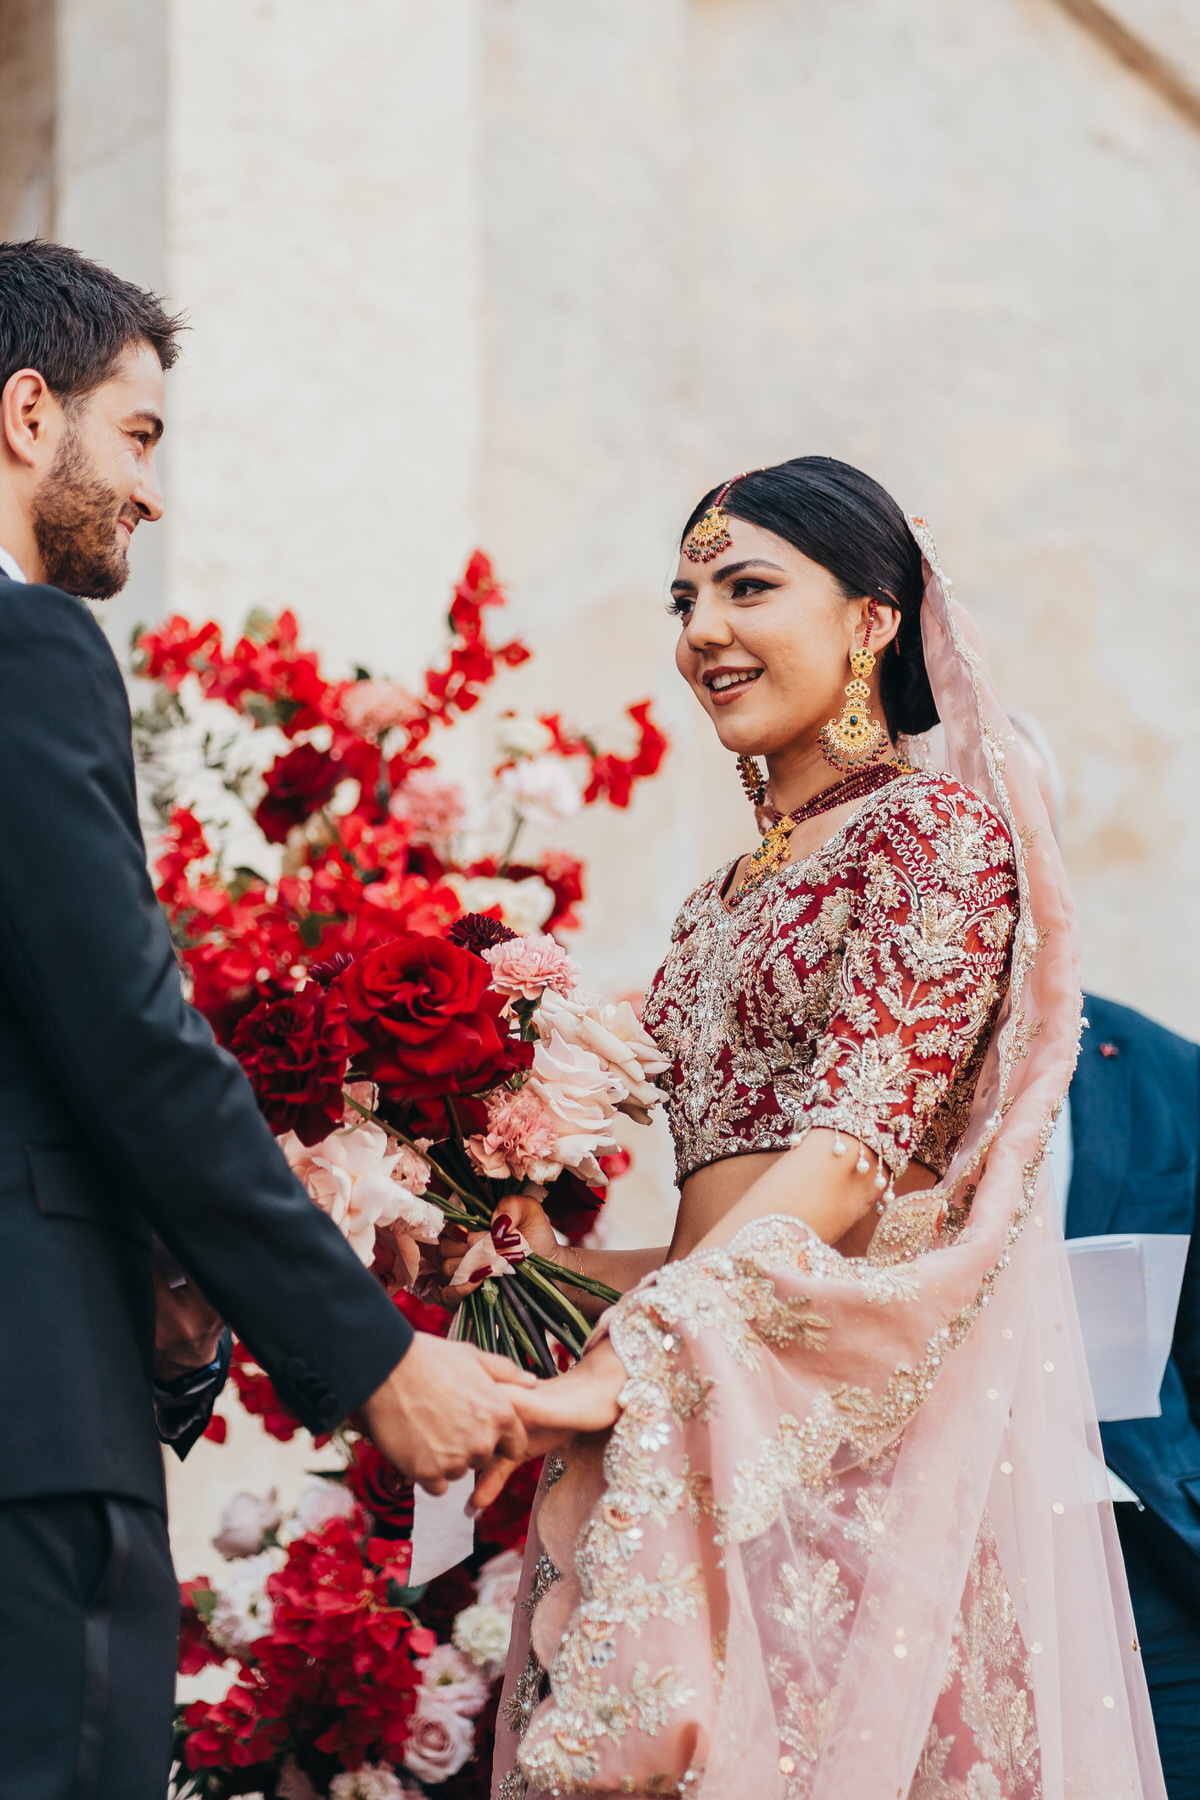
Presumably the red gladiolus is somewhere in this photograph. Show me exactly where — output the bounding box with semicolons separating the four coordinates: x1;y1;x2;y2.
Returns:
337;933;531;1103
231;986;349;1145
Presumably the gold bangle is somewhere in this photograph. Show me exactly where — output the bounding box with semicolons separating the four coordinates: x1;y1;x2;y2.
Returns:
555;1243;585;1281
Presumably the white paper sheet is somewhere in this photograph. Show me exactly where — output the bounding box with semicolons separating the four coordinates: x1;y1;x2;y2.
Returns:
409;1472;476;1586
1065;1233;1190;1421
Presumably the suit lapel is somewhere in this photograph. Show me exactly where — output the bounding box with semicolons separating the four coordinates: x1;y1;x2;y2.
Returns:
1067;1017;1134;1237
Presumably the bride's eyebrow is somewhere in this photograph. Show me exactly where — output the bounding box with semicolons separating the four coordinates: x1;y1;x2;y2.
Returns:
711;559;786;582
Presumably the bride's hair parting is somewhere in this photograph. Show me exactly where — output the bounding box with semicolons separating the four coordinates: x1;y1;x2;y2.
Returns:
680;456;939;738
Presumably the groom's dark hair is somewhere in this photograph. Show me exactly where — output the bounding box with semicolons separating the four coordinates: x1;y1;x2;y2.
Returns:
0;239;184;405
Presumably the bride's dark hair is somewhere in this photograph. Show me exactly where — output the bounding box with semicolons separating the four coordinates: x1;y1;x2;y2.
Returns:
680;456;939;738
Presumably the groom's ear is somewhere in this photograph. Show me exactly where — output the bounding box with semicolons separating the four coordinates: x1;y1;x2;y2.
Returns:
1;368;65;474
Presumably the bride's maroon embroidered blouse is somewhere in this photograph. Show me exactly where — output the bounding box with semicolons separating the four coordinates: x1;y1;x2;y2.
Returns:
642;771;1020;1186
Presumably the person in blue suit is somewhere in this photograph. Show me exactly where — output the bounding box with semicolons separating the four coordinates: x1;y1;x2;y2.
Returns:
1064;994;1200;1800
1008;711;1200;1800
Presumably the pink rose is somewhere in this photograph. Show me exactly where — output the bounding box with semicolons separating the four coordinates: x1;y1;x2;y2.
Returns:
417;1643;490;1718
466;1086;562;1185
389;769;467;843
339;680;422;738
212;1488;281;1559
482;932;580;1001
475;1547;524;1617
402;1693;476;1783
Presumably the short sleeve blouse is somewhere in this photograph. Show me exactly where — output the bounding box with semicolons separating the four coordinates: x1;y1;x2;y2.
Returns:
641;772;1019;1187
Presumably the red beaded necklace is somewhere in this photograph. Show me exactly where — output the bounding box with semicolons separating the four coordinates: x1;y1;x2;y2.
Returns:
729;759;913;901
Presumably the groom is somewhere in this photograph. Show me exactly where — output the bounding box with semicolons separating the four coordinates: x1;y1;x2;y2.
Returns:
0;239;530;1799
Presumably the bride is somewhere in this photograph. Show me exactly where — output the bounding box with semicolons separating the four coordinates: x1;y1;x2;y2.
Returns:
444;458;1163;1800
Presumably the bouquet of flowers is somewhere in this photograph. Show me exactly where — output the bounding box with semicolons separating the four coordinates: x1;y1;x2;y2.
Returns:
228;915;667;1365
140;554;669;1792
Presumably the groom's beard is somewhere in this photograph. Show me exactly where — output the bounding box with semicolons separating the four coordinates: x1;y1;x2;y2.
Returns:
32;427;136;599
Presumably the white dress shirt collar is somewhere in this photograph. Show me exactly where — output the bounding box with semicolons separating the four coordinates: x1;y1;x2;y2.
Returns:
0;545;28;584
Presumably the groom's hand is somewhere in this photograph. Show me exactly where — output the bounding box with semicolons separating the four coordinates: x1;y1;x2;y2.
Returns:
361;1334;537;1495
153;1268;226;1382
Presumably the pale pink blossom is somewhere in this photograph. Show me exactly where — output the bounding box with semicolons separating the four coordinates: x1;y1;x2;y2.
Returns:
475;1547;524;1617
466;1086;562;1185
498;754;582;826
536;990;668;1124
212;1488;281;1560
416;1643;490;1718
280;1121;443;1265
339;680;423;738
402;1694;476;1783
526;1030;623;1183
289;1479;360;1538
483;932;580;1001
389;769;467;843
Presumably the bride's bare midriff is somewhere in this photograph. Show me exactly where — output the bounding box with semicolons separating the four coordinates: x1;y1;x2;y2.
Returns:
669;1147;938;1262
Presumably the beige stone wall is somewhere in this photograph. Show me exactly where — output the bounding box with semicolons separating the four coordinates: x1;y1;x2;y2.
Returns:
4;0;1199;1624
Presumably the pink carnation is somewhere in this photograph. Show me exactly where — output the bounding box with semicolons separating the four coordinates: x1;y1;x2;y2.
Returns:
339;680;422;737
483;932;580;1001
389;769;467;843
466;1086;562;1184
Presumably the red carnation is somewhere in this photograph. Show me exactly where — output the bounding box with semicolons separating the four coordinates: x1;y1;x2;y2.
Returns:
254;742;341;843
231;986;349;1145
337;933;531;1104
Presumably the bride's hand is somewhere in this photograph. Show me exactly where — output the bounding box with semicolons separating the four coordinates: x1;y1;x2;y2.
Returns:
437;1191;560;1304
470;1338;625;1511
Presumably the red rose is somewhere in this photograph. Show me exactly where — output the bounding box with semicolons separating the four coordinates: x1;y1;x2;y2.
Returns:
230;986;348;1144
254;742;341;843
343;1438;414;1537
337;933;532;1103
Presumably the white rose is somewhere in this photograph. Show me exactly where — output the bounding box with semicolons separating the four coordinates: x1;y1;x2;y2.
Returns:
417;1642;490;1718
498;754;582;826
451;1600;512;1669
474;1547;524;1618
496;715;554;760
445;873;555;935
209;1549;283;1654
402;1694;476;1783
212;1488;282;1560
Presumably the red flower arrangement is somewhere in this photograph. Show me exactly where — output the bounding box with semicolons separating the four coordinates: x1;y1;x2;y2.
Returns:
143;553;670;1796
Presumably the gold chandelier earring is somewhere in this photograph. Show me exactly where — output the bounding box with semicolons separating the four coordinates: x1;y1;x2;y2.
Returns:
736;755;766;807
817;604;889;772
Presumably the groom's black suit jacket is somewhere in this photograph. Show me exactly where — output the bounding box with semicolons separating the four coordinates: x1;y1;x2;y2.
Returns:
0;575;410;1512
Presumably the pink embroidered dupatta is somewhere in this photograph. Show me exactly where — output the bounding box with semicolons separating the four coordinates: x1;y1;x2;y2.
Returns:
492;524;1164;1800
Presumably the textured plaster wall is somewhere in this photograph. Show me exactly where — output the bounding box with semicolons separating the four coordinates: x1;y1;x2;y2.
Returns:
11;0;1198;1622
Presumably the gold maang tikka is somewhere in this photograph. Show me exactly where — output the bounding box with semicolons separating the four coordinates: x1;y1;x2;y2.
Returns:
683;468;765;563
682;478;737;563
817;602;889;772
